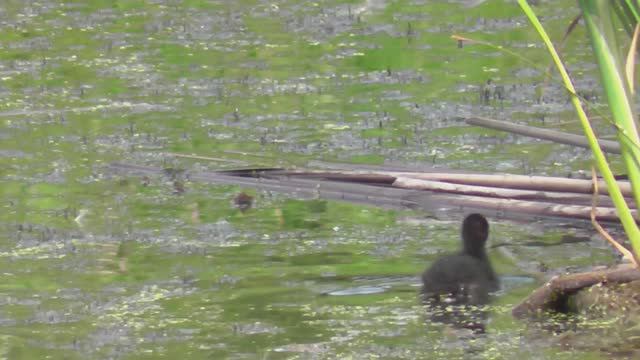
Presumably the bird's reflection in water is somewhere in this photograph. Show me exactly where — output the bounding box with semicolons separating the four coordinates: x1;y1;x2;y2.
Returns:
422;291;492;334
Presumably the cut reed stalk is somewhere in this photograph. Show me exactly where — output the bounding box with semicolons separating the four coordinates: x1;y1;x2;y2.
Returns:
465;117;621;154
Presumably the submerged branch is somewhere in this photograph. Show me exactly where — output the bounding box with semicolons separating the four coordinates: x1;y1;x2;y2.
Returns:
109;162;635;222
466;116;621;154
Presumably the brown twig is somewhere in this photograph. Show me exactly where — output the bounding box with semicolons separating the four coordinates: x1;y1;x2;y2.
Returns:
590;166;639;267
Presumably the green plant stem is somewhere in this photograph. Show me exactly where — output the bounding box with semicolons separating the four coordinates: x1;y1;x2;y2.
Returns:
518;0;640;261
580;1;640;208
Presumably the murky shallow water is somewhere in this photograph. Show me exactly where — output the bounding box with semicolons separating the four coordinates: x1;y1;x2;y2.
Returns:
0;0;630;358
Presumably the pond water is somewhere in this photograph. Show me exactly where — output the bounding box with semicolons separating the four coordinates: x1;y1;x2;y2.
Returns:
0;0;629;358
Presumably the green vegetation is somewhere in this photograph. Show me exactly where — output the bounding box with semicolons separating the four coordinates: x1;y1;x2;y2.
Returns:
519;0;640;263
2;0;630;357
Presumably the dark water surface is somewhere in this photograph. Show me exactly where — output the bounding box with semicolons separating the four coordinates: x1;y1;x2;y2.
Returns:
0;0;626;358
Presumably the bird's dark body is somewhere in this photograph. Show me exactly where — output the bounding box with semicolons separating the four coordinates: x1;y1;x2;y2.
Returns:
421;251;498;305
420;214;499;332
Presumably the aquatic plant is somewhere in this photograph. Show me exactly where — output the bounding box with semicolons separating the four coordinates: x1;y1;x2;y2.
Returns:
518;0;640;264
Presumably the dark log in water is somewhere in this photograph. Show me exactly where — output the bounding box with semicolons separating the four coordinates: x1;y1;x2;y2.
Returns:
465;116;621;154
511;264;640;318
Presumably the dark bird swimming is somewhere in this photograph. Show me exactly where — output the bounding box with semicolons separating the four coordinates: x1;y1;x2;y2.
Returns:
421;213;499;306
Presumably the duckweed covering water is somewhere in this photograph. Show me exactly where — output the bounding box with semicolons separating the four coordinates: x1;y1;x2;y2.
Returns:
0;0;629;358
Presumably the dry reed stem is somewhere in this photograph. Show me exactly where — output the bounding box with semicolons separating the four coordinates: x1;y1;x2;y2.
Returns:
165;152;247;165
590;166;639;267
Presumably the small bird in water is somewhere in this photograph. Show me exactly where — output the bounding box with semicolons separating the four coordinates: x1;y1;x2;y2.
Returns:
421;213;499;306
233;192;254;212
421;214;499;333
